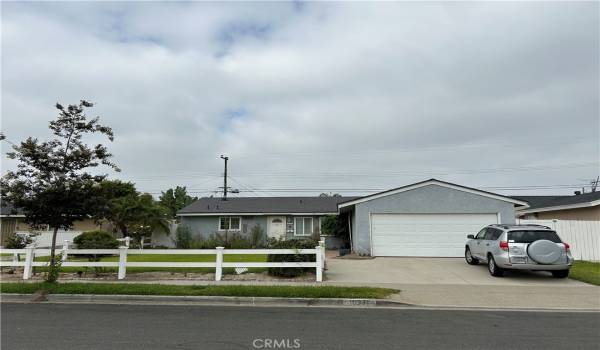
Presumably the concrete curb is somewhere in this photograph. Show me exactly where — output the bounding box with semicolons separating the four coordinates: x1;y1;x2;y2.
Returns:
2;294;598;312
0;293;407;308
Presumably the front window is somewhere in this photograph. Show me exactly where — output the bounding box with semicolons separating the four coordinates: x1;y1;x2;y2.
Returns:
219;217;241;231
294;217;313;236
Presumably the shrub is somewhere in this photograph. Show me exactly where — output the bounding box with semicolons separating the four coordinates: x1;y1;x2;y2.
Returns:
249;224;266;248
174;225;193;249
320;214;348;238
190;232;252;249
229;233;252;249
73;230;119;249
73;230;119;276
266;238;318;277
4;233;32;249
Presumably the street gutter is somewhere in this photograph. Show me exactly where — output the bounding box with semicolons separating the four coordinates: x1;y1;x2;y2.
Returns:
2;293;600;312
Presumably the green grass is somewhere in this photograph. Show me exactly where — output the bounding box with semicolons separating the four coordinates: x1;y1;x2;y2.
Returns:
570;260;600;286
30;253;269;274
0;282;398;299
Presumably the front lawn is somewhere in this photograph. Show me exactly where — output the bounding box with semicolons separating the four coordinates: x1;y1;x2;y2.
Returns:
31;253;268;274
0;282;398;299
570;260;600;286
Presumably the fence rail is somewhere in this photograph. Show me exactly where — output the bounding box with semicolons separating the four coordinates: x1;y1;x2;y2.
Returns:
518;219;600;261
0;241;326;282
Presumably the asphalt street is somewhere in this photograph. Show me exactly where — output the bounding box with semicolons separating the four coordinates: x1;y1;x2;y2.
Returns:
2;303;599;350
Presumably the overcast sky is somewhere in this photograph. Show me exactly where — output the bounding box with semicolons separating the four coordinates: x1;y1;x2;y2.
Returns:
1;1;598;198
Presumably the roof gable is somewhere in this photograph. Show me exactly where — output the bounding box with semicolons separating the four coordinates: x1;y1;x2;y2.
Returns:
338;179;529;208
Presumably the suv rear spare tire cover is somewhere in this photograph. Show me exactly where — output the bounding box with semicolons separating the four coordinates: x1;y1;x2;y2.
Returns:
527;239;562;264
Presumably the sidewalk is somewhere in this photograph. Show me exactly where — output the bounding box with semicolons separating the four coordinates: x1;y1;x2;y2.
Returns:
3;277;599;310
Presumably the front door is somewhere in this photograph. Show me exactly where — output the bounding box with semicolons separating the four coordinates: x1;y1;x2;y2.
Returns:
267;216;286;239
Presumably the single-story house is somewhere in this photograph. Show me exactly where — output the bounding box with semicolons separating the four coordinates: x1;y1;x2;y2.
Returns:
178;179;529;257
0;202;102;246
512;192;600;221
177;196;357;241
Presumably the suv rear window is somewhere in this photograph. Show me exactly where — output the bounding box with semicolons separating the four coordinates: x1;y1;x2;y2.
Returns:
508;230;562;243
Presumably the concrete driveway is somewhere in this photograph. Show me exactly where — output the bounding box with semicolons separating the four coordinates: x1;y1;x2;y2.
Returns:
325;257;600;310
326;257;585;286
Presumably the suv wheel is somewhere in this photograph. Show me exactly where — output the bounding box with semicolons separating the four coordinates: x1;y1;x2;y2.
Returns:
487;255;504;277
551;270;569;278
465;247;478;265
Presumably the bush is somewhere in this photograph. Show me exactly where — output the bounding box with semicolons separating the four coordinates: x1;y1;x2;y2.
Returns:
174;225;193;249
73;230;119;276
73;230;119;249
266;238;318;277
190;232;252;249
249;224;266;248
4;233;32;249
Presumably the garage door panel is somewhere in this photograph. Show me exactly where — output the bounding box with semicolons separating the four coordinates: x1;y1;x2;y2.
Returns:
371;213;497;257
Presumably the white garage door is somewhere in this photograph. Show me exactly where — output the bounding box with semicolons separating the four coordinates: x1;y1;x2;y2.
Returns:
371;213;498;257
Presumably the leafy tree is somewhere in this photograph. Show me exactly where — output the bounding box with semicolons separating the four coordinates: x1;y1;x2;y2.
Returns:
127;193;170;244
0;100;118;282
159;186;197;218
90;179;137;233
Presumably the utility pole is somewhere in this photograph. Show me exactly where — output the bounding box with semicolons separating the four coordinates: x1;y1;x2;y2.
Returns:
591;176;599;192
220;155;229;200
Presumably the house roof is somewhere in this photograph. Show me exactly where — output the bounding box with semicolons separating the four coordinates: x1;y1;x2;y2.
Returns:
178;196;360;216
513;192;600;214
337;178;529;208
0;202;24;217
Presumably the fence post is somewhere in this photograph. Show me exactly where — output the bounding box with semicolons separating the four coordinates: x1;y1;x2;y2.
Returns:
118;246;128;280
124;236;131;248
315;245;323;282
23;247;34;280
319;240;327;270
215;247;224;281
62;240;69;262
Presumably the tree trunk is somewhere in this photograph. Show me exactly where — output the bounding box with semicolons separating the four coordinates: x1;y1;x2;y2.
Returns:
50;226;59;266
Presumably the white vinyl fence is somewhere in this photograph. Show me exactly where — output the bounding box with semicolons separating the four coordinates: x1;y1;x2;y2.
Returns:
0;241;326;282
518;219;600;261
15;230;82;248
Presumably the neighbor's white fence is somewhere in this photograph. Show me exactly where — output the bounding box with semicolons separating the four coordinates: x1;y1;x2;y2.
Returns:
0;240;326;282
15;230;82;248
518;219;600;261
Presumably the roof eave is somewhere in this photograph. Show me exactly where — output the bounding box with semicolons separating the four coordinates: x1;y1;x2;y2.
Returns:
517;200;600;215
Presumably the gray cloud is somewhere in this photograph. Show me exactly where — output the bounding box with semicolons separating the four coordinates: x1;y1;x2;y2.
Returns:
1;1;598;197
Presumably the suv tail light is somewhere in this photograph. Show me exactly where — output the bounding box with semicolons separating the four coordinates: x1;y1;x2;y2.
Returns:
563;243;570;252
499;241;509;251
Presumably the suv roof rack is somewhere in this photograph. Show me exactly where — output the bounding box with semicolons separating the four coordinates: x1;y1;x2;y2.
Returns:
490;224;510;229
522;224;552;229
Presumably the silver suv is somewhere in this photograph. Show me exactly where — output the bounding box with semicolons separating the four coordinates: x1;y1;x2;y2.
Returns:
465;224;573;278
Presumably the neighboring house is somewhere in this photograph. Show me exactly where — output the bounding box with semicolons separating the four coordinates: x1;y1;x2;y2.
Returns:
338;179;528;257
177;196;358;241
0;202;102;246
513;192;600;221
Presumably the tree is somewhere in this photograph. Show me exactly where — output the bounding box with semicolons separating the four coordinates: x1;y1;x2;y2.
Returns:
127;193;170;245
159;186;197;218
0;100;118;282
90;179;137;233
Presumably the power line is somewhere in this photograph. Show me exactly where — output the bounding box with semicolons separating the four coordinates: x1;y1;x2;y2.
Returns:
139;183;590;195
120;161;598;181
